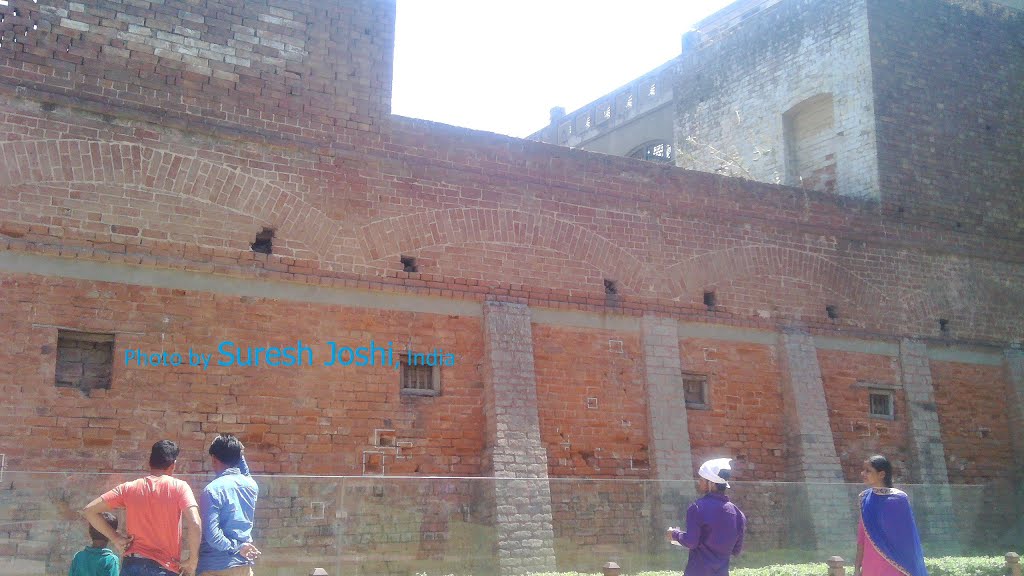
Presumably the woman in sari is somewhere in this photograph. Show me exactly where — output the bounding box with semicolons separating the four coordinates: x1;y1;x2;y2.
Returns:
854;455;928;576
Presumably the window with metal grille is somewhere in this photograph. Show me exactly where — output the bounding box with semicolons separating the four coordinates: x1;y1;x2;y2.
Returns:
400;354;440;396
682;372;709;409
869;392;893;419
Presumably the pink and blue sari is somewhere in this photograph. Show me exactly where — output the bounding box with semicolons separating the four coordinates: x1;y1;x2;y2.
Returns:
858;488;928;576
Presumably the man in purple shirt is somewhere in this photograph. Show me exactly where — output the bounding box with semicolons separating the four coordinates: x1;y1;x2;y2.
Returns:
667;458;746;576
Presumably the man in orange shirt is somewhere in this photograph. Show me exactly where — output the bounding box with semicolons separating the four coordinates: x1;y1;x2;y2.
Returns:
82;440;202;576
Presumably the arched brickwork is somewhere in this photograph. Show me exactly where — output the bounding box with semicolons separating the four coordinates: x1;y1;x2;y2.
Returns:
358;208;648;291
661;244;887;310
0;139;332;257
899;261;1024;341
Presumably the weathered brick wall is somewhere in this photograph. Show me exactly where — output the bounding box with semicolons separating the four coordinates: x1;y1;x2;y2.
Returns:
931;360;1013;485
899;340;953;485
783;94;837;194
0;272;486;474
546;480;656;573
54;331;114;392
0;0;394;141
0;473;495;576
2;96;1022;341
818;349;910;482
1;91;1022;487
680;338;787;480
533;326;648;478
0;2;1022;568
675;0;880;199
867;0;1024;242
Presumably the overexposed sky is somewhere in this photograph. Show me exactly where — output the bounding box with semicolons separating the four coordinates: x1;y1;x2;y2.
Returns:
391;1;736;139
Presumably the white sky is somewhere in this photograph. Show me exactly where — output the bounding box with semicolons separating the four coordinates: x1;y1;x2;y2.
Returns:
391;1;737;139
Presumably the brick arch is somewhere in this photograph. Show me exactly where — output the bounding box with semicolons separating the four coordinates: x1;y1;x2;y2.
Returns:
894;290;939;336
358;208;648;291
661;244;887;310
7;179;319;258
0;139;336;258
899;262;1024;339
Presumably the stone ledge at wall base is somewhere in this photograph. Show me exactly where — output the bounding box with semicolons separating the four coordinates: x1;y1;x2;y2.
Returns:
824;552;1022;576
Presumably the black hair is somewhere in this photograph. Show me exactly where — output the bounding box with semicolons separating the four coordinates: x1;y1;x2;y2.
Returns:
714;469;731;492
868;454;894;488
89;512;118;542
149;440;179;470
209;434;243;467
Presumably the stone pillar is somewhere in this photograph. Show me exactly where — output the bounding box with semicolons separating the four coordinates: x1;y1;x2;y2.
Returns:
899;340;951;483
641;316;696;535
481;300;557;575
778;328;853;554
1002;348;1024;538
1004;348;1024;483
898;339;957;551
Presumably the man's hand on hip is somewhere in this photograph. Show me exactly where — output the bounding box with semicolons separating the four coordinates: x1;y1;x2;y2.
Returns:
180;556;198;576
239;542;261;562
110;533;133;554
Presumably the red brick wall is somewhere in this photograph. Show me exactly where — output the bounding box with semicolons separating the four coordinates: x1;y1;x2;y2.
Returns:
680;338;787;481
534;325;648;478
533;326;652;567
0;0;1020;492
1;101;1021;342
0;272;485;474
931;361;1013;485
0;0;395;140
818;350;909;482
2;102;1021;483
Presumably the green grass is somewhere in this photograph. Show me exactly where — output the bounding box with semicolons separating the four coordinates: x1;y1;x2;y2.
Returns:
516;555;1010;576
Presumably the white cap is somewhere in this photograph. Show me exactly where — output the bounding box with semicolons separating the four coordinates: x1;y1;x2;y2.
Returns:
698;458;732;487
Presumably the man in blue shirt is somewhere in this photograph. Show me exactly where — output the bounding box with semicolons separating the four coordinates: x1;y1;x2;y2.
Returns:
667;458;746;575
197;434;261;576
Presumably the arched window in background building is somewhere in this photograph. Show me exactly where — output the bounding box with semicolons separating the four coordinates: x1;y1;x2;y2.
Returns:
629;141;673;163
